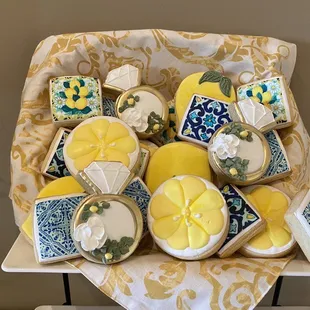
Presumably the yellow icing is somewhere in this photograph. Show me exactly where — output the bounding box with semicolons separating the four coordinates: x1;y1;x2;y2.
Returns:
245;186;291;250
145;142;212;193
175;72;236;122
66;118;137;171
150;176;224;250
21;176;84;241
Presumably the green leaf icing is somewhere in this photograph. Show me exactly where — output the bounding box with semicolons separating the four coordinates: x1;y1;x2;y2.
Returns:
219;156;249;181
81;201;110;222
145;111;165;134
198;71;233;97
223;123;253;142
118;94;140;113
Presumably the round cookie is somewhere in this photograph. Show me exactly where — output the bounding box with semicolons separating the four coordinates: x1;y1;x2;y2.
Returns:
240;185;296;258
116;86;169;139
175;71;236;123
72;194;143;264
208;122;271;185
63;116;140;176
20;176;85;242
148;175;229;260
145;142;212;193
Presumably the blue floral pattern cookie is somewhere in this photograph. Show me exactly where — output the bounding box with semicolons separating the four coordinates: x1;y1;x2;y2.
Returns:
178;95;233;147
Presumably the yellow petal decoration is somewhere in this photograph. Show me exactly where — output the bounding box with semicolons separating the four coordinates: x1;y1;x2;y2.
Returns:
70;79;80;88
150;176;225;251
244;186;292;252
75;97;87;110
251;86;263;97
65;88;76;99
79;86;88;97
65;117;139;174
262;91;272;104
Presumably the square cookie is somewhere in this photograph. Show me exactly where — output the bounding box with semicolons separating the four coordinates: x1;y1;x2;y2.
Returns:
122;176;151;236
41;127;71;179
33;193;86;264
237;76;292;129
257;130;291;183
135;147;150;178
50;76;103;127
218;184;265;258
178;94;233;147
285;189;310;262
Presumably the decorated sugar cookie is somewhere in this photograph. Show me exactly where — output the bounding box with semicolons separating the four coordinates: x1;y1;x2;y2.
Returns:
178;94;233;147
41;127;71;179
20;176;85;243
257;130;291;183
148;175;229;260
237;76;293;129
76;161;133;195
139;140;158;156
33;193;87;264
240;185;296;258
218;184;266;258
134;147;150;178
63;116;140;177
230;98;277;133
50;76;103;127
104;64;141;91
285;189;310;262
145;142;212;193
175;71;236;123
208;122;271;185
116;86;169;139
72;194;143;264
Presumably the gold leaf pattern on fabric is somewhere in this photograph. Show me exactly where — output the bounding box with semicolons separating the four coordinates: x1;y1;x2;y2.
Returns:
11;29;304;309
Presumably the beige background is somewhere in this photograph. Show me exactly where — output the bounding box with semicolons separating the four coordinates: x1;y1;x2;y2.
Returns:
0;0;310;309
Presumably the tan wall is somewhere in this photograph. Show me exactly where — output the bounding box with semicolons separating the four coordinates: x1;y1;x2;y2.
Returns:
0;0;310;309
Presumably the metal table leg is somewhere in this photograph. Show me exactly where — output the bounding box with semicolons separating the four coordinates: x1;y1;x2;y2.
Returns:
62;273;72;305
271;276;283;306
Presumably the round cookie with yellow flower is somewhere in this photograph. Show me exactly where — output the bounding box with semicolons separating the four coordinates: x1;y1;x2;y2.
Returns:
50;76;103;127
240;185;296;258
63;116;140;177
148;175;229;260
175;71;236;123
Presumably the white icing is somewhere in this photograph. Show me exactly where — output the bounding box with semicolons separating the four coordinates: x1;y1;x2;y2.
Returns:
63;116;140;176
147;175;229;260
84;161;131;194
74;215;107;251
105;64;140;90
241;185;295;256
236;133;264;173
237;98;276;131
100;200;136;241
131;90;163;117
121;107;149;132
209;133;240;160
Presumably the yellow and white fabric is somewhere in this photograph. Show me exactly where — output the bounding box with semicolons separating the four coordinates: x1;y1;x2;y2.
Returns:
10;29;308;309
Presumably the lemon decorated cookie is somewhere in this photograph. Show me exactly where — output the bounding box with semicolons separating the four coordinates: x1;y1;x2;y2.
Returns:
63;116;140;176
175;71;236;123
240;185;296;258
145;142;212;193
20;176;85;242
148;175;229;260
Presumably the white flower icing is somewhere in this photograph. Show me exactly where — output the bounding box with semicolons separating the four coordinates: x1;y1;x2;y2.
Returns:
209;133;240;160
74;215;107;251
121;107;149;132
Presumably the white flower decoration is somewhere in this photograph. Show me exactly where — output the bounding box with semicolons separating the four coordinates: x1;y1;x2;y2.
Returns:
121;107;149;132
209;133;240;160
74;215;107;251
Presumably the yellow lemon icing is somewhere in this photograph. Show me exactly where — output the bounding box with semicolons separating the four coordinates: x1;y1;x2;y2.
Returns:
21;176;85;241
64;116;140;176
175;72;236;122
241;185;295;257
145;142;212;193
148;176;228;259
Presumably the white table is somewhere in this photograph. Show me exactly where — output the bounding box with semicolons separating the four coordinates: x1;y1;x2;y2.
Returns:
3;234;310;307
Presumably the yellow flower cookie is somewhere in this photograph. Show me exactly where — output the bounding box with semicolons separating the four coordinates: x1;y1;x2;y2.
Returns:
64;116;140;176
148;175;229;260
240;185;296;258
175;71;236;123
145;142;212;193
